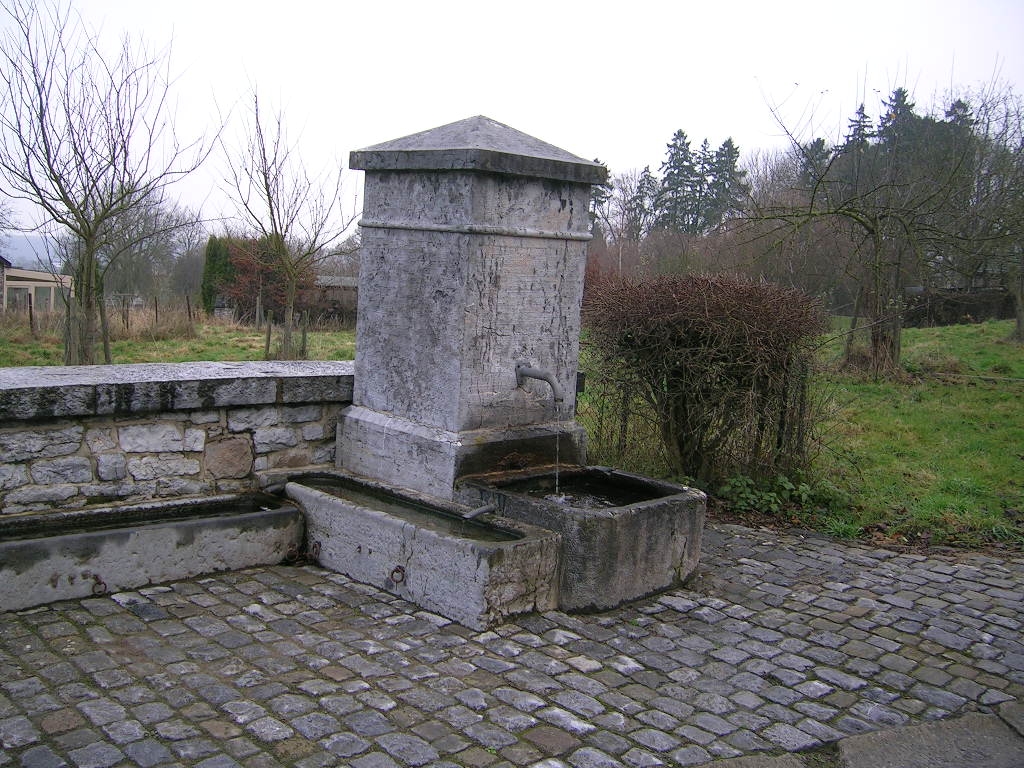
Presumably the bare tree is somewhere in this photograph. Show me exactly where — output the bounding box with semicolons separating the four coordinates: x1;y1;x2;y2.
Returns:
751;86;1024;374
955;87;1024;343
223;92;354;358
591;168;661;278
0;0;208;363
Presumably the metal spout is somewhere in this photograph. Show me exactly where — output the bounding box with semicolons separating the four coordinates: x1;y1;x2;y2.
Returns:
463;502;496;519
515;361;564;402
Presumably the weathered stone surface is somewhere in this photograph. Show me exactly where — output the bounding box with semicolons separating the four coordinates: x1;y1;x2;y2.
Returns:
253;427;298;454
127;455;200;481
183;429;205;452
460;468;705;612
30;456;93;485
838;712;1024;768
4;482;78;504
119;423;185;453
156;477;212;497
341;119;596;500
206;439;253;480
85;428;117;452
0;361;353;420
350;115;607;184
0;425;82;462
281;375;354;404
227;407;280;432
340;408;587;500
287;474;560;630
0;500;302;611
266;448;316;469
281;405;321;424
0;463;29;489
95;454;127;482
301;423;325;441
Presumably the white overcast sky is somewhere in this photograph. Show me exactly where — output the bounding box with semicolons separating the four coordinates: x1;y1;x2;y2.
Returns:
8;0;1024;228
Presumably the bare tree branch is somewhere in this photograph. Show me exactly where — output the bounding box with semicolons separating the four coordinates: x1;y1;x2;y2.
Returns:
0;0;211;363
221;90;355;358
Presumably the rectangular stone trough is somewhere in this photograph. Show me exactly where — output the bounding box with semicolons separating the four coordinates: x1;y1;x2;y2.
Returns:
0;494;303;612
284;471;560;630
458;466;706;612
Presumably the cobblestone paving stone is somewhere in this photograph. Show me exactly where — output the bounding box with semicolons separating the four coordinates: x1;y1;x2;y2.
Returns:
1;522;1022;767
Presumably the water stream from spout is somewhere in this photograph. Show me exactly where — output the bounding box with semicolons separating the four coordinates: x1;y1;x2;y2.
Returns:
554;421;561;497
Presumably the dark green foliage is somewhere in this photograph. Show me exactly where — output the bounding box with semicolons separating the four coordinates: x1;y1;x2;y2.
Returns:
655;130;696;232
200;236;233;314
654;130;749;235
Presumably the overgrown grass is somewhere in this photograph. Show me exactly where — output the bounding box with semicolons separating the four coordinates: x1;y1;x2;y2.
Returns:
815;319;1023;549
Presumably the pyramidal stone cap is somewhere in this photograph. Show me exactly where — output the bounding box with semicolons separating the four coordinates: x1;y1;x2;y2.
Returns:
349;115;607;185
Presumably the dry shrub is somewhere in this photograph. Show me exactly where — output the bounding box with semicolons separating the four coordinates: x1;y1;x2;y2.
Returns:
107;304;197;342
0;308;65;339
583;273;827;485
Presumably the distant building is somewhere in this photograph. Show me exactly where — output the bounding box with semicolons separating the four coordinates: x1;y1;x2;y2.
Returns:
313;274;358;322
0;256;73;312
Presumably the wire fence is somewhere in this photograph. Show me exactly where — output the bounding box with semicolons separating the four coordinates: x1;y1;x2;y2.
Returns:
574;369;674;480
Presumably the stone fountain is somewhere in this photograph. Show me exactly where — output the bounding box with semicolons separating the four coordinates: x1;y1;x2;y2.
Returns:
290;116;706;620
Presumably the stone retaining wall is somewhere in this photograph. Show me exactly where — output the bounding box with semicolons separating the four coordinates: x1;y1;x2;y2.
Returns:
0;361;354;515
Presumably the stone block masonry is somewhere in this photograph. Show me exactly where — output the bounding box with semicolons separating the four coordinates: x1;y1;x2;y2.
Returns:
0;361;354;514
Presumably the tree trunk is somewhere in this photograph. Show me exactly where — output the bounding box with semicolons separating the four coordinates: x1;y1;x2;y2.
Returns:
299;310;309;359
281;310;294;359
1013;262;1024;343
860;236;903;377
843;288;863;363
281;280;297;360
64;245;104;365
68;286;97;365
98;293;112;365
263;310;273;360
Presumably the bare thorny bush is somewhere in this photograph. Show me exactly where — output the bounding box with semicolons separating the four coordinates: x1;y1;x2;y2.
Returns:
582;273;827;487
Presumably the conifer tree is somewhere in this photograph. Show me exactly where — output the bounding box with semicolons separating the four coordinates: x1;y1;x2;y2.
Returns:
655;130;696;232
709;138;748;229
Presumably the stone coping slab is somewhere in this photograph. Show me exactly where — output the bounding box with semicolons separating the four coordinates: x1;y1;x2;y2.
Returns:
351;115;608;184
0;360;354;421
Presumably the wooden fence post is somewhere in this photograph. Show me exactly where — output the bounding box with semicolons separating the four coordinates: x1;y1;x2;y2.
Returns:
263;310;273;360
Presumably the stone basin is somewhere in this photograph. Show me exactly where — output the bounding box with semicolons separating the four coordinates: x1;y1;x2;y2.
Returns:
458;466;706;612
283;471;560;630
0;493;303;611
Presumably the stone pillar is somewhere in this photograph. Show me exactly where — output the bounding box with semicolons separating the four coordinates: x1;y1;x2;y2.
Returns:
338;116;606;499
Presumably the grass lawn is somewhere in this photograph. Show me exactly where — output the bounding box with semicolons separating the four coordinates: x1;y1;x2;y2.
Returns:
0;315;355;366
815;319;1023;549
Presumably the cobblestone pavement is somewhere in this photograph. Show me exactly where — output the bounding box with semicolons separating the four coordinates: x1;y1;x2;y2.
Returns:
2;523;1022;768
